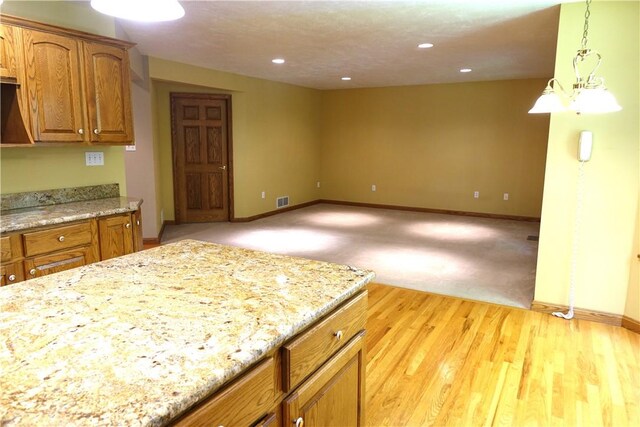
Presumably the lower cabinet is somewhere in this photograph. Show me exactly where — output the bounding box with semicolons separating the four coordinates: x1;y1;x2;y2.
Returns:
172;290;368;427
0;210;142;285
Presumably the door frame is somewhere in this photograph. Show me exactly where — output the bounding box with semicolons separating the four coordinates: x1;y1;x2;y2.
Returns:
169;92;234;223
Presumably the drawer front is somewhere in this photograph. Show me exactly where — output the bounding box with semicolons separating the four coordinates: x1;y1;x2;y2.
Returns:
23;222;94;257
175;357;276;427
24;246;98;279
283;290;368;392
1;261;24;286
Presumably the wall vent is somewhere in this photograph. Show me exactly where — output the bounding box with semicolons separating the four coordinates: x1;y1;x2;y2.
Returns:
276;196;289;209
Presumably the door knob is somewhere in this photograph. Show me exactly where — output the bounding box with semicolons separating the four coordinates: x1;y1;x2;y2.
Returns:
8;274;16;282
219;165;227;170
29;269;36;276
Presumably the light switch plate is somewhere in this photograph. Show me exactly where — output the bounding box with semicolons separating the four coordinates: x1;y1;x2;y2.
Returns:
85;152;104;166
125;145;136;151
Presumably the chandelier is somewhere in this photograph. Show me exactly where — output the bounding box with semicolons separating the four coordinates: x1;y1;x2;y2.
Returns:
529;0;621;114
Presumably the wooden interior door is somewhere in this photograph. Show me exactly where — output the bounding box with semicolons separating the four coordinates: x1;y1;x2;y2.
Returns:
171;94;231;223
22;29;87;142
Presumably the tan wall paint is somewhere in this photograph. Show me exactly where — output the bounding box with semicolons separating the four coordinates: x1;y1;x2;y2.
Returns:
149;57;322;220
320;79;550;217
535;1;639;316
0;1;128;197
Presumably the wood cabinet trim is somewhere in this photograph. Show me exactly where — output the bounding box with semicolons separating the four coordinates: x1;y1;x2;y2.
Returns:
0;14;135;49
22;221;94;257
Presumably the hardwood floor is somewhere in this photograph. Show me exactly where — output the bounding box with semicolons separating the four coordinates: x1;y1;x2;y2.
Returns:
366;283;640;426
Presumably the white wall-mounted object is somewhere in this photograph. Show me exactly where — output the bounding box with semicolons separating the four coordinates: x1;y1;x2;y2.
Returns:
85;152;104;166
578;130;593;162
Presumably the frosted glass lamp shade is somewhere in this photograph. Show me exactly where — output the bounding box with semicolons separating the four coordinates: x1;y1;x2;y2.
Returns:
569;87;622;114
528;91;566;114
90;0;185;22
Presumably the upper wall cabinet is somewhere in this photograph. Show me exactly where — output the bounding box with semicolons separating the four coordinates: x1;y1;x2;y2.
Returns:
0;15;135;147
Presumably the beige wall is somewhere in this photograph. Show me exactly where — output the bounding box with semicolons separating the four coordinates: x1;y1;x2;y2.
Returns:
0;1;128;197
535;1;639;316
320;79;550;218
149;57;323;220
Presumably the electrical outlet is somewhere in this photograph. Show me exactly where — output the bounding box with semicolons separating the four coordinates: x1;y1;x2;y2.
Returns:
473;191;479;199
371;184;377;192
85;152;104;166
125;145;136;151
261;191;266;199
316;181;321;188
503;193;509;201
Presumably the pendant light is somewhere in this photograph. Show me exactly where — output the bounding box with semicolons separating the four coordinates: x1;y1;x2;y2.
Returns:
529;0;621;115
90;0;185;22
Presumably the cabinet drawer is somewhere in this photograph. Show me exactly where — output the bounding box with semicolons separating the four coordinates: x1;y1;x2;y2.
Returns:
23;222;94;257
283;290;367;392
24;245;98;279
174;357;276;427
1;261;24;286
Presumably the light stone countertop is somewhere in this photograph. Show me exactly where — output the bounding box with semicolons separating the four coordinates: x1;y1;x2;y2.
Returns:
0;239;375;426
0;197;143;234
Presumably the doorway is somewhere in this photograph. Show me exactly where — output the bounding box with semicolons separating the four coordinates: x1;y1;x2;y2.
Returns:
170;93;233;223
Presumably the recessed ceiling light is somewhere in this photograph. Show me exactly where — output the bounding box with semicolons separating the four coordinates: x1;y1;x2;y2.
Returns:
418;43;434;49
341;77;352;81
460;68;472;73
90;0;185;22
272;58;285;64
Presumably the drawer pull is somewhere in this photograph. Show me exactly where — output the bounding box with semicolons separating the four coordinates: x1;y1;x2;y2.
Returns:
78;128;84;135
294;417;304;427
8;274;16;282
125;223;131;229
335;330;344;341
29;269;36;276
58;235;65;242
93;128;100;135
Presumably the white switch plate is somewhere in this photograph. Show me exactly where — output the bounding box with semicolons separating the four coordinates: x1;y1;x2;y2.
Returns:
125;145;136;151
371;184;377;192
261;191;266;199
503;193;509;201
85;152;104;166
473;191;479;199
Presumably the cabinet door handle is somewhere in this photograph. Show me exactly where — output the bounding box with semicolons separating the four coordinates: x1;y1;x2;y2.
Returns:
125;223;131;229
93;129;100;135
8;274;16;282
219;165;227;170
294;417;304;427
29;269;36;276
58;235;65;242
78;128;84;135
334;330;344;341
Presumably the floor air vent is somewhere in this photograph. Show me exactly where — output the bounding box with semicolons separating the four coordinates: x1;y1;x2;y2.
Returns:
276;196;289;209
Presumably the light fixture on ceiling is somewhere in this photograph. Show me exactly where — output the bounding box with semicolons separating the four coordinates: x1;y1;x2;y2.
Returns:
529;0;621;114
459;68;472;73
341;77;352;81
418;43;434;49
272;58;285;64
90;0;185;22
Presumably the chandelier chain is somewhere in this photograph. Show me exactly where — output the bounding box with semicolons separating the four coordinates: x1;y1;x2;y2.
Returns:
581;0;591;50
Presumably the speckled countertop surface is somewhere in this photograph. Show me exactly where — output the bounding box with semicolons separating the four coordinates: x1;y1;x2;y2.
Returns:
0;197;143;234
0;239;375;426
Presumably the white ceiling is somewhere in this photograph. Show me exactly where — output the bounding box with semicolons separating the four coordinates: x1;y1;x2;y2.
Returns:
112;0;569;90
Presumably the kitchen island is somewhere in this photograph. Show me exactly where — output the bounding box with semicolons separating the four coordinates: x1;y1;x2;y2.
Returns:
0;239;374;426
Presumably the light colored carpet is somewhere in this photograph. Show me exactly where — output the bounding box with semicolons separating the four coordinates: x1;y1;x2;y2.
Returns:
162;203;540;308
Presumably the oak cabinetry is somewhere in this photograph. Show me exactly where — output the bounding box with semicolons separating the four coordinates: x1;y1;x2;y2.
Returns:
0;234;24;286
24;245;99;279
172;290;368;427
98;213;134;260
1;261;24;286
0;24;19;79
132;209;144;252
0;14;135;146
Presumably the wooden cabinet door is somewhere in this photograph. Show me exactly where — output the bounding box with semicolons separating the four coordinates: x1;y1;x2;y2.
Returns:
83;42;134;144
132;209;144;252
98;214;134;260
1;24;19;79
22;29;87;142
283;332;366;427
1;262;24;286
24;246;98;279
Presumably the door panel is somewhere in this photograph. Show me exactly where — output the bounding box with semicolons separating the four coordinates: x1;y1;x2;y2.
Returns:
98;214;134;260
23;29;86;142
171;94;230;223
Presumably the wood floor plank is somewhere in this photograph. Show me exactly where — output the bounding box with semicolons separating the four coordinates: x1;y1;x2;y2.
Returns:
366;283;640;426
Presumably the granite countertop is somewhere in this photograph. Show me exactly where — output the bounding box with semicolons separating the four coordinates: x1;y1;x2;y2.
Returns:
0;239;375;426
0;197;143;234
